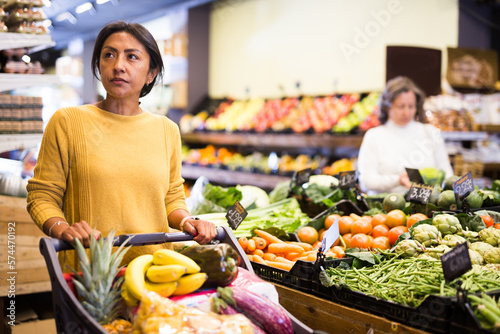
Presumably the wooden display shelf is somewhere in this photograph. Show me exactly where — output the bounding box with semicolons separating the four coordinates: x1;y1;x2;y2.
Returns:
181;132;364;149
274;283;430;334
181;165;290;189
473;124;500;133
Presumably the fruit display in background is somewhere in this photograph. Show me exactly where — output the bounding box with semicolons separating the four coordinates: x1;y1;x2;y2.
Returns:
179;93;381;135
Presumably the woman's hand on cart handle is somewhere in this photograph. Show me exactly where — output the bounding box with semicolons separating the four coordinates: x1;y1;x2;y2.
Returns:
181;217;218;245
44;218;101;248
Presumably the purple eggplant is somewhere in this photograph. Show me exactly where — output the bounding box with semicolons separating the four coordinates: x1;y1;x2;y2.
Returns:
216;300;267;334
217;287;293;334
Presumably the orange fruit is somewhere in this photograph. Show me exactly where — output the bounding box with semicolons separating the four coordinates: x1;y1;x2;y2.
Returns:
371;236;391;250
388;226;408;246
342;233;353;249
325;214;341;230
350;233;372;250
338;216;354;235
297;226;319;245
371;224;390;238
371;213;387;227
385;209;407;228
406;213;428;229
481;215;494;228
494;223;500;230
350;219;372;235
313;240;322;249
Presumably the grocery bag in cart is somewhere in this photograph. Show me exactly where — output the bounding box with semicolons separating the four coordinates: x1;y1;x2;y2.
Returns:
39;225;318;334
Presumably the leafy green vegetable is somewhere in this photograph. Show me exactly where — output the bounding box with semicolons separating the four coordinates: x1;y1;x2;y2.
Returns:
269;180;291;203
203;183;242;209
236;185;270;209
478;189;500;207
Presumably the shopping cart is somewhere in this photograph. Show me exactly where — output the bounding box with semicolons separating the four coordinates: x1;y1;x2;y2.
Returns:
39;225;316;334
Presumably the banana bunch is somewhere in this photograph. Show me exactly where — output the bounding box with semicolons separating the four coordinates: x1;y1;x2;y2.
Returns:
121;249;208;306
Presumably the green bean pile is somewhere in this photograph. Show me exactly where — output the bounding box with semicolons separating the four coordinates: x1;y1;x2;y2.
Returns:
322;257;500;308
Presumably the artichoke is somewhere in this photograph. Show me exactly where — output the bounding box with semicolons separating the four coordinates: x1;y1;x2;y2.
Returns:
432;214;462;235
483;248;500;264
411;224;441;247
424;244;451;259
469;242;494;256
469;249;484;265
394;239;425;258
478;227;500;247
439;234;468;247
482;263;500;271
458;230;480;243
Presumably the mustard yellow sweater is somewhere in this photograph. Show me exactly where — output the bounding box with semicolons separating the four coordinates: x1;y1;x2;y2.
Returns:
27;105;188;269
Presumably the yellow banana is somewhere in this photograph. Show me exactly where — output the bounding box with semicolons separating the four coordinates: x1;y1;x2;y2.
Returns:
146;264;187;283
124;254;153;300
145;280;178;298
152;249;201;274
172;272;208;296
120;281;139;307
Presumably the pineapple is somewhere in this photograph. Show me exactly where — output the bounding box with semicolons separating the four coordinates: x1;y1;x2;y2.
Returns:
67;229;131;328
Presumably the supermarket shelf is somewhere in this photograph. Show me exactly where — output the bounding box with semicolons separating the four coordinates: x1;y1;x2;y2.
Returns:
181;165;290;189
181;132;364;149
0;73;60;93
474;124;500;133
441;131;488;141
0;32;55;51
484;163;500;172
0;134;42;153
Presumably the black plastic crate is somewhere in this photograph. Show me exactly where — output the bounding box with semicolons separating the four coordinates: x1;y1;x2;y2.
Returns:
450;290;500;334
314;282;454;334
251;257;353;295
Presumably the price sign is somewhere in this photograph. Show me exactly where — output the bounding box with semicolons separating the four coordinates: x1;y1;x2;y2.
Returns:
321;218;340;254
295;168;312;187
453;172;474;202
405;167;424;184
225;200;248;230
338;171;357;189
406;182;433;205
441;242;472;283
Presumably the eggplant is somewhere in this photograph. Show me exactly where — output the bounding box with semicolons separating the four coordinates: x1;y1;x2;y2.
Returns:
217;286;293;334
213;297;267;334
180;244;239;288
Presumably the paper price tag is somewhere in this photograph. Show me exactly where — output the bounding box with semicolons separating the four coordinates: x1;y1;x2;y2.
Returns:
338;171;357;189
225;201;248;230
441;242;472;283
406;183;433;205
405;167;424;184
321;219;340;254
453;172;474;202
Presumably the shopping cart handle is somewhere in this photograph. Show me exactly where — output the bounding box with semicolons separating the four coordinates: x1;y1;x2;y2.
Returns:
53;226;226;252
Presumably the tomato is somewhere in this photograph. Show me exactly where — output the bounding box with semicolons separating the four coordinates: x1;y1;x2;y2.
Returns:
406;213;428;229
350;219;372;235
481;215;494;228
388;226;408;246
350;233;372;250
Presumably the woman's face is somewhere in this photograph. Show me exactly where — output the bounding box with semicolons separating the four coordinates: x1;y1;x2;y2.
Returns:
388;90;417;126
98;32;156;100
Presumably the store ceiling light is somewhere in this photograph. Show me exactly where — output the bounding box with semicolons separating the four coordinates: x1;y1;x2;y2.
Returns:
55;11;77;24
75;2;95;14
42;19;52;27
43;0;51;7
96;0;110;4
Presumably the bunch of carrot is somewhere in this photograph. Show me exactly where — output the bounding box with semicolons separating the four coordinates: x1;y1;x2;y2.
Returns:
237;229;339;271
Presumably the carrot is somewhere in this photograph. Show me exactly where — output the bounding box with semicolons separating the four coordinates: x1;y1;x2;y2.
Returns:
263;252;277;261
268;243;304;254
246;254;254;261
264;260;293;271
250;249;264;258
285;252;303;261
247;239;256;252
288;250;316;261
254;229;285;245
274;256;295;264
287;241;313;252
252;237;267;250
252;254;266;264
238;237;249;252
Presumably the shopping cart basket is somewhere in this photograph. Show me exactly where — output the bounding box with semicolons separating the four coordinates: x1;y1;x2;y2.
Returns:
39;225;316;334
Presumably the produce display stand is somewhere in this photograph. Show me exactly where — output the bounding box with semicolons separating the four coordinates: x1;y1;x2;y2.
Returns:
450;290;500;334
274;283;431;334
39;226;315;334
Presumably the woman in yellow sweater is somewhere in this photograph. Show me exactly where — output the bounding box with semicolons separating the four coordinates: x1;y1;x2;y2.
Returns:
27;21;216;267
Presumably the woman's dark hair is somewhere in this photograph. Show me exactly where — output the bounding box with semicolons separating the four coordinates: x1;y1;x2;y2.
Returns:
379;76;427;124
91;21;164;98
